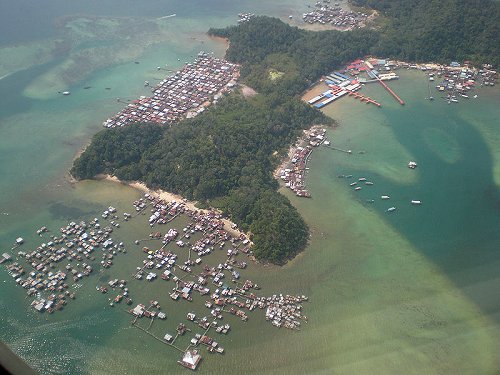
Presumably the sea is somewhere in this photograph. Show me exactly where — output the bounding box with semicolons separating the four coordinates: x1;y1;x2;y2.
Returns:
0;1;499;374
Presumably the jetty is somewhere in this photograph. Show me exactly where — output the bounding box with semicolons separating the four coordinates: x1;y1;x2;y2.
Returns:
375;74;404;105
346;89;381;107
323;144;352;154
2;189;309;370
365;64;404;105
278;127;328;198
306;68;383;109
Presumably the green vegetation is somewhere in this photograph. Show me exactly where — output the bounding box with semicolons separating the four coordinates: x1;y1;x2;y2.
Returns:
269;69;285;81
73;6;499;263
209;17;378;93
72;94;329;264
351;0;500;67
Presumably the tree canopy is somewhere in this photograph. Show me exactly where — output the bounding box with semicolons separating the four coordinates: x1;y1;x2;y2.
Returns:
72;92;329;264
73;8;499;264
351;0;500;67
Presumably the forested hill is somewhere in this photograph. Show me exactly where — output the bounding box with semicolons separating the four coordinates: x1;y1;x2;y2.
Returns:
209;17;378;92
351;0;500;67
73;9;497;264
72;94;330;265
73;17;376;265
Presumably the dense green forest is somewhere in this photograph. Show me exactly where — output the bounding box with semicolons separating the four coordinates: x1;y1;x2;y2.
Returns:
73;5;498;263
72;94;329;264
351;0;500;67
209;17;378;93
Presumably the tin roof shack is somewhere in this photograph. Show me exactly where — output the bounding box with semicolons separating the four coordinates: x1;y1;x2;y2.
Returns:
178;350;202;370
0;253;12;264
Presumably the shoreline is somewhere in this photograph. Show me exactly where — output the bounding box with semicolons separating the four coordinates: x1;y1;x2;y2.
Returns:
0;340;38;375
95;174;249;241
273;126;330;198
273;123;335;184
206;35;230;53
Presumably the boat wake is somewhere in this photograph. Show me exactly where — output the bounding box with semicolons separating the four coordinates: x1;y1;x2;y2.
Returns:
0;72;13;81
157;14;176;20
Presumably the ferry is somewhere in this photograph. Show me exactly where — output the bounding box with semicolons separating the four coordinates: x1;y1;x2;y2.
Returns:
381;195;390;200
411;200;422;205
386;207;396;212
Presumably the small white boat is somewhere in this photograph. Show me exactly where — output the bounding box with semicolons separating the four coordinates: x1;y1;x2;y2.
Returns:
381;195;390;200
350;182;357;186
62;91;70;95
411;200;422;205
365;181;374;185
358;177;367;181
386;207;396;212
355;187;362;191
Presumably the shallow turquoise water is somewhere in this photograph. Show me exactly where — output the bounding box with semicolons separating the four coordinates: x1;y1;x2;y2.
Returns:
0;1;499;374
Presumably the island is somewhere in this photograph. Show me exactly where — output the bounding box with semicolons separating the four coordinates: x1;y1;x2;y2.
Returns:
72;0;498;265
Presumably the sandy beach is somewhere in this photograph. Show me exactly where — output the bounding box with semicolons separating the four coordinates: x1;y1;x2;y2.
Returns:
97;174;249;240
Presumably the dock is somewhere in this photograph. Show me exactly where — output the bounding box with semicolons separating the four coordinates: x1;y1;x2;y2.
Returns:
323;144;352;154
132;323;184;352
346;89;381;107
368;70;404;105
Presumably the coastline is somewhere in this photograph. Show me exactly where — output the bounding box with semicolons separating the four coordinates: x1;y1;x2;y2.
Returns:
273;122;336;180
207;35;230;53
95;174;249;241
0;341;38;375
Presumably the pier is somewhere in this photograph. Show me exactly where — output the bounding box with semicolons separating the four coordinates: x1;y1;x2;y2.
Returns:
346;89;381;107
373;73;405;105
323;144;352;154
131;319;184;352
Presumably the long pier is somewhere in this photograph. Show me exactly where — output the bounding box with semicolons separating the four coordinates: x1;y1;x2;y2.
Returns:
323;144;352;154
374;74;404;105
131;318;184;352
346;89;381;107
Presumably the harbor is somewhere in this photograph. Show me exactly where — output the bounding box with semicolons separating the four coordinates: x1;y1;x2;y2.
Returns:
102;52;240;128
304;58;404;110
304;57;497;111
1;190;309;370
277;127;329;198
302;1;369;29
